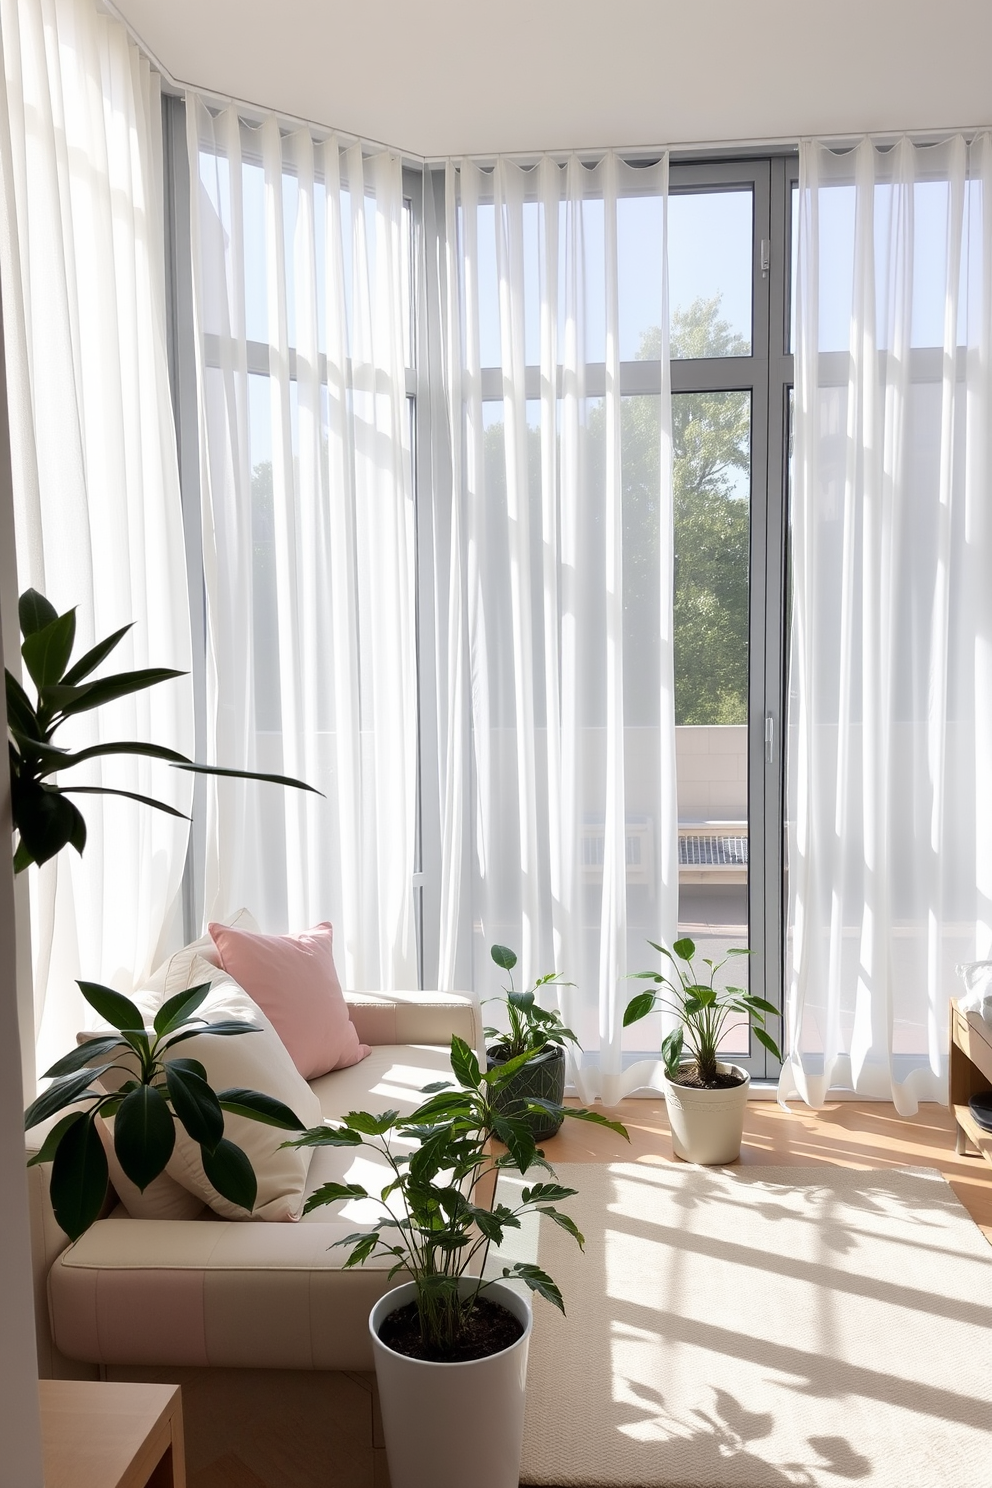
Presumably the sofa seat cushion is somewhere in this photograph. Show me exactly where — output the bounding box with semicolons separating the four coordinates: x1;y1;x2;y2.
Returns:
47;1044;459;1372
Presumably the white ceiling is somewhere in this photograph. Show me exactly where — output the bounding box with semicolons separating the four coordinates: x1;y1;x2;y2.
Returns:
112;0;992;158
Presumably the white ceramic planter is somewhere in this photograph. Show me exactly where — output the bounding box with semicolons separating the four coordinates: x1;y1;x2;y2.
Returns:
664;1061;750;1164
369;1277;532;1488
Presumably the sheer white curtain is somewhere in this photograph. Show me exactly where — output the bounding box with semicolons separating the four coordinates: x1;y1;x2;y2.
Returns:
186;99;418;990
783;135;992;1114
0;0;193;1081
428;155;678;1103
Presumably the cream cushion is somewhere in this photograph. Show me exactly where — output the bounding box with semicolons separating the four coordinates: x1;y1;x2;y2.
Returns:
159;957;322;1221
95;1119;206;1222
144;907;260;996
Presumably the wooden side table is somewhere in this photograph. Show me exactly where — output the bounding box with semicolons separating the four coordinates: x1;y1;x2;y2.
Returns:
950;997;992;1164
39;1380;185;1488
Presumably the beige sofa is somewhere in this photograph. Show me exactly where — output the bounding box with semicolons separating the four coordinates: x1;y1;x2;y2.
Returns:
27;987;480;1381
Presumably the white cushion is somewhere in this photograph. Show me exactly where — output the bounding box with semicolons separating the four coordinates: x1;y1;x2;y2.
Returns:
144;907;260;996
159;956;322;1221
956;960;992;1021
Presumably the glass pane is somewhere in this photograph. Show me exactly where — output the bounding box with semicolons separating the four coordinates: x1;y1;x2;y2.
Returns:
673;389;752;1055
669;190;753;358
618;194;666;361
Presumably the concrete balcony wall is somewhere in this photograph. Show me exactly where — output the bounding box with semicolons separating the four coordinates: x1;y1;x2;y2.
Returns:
676;725;747;824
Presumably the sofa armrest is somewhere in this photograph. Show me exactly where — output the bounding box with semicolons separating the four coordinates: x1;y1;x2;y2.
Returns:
344;989;480;1051
26;1112;101;1379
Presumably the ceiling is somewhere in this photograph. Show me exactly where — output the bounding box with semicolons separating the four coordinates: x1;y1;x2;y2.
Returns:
111;0;992;158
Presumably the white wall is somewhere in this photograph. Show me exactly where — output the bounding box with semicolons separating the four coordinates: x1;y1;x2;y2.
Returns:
0;305;43;1485
113;0;992;157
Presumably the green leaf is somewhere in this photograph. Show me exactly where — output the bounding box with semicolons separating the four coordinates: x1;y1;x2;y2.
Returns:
24;1067;104;1130
508;989;535;1012
753;1027;783;1061
647;940;674;960
471;1209;507;1244
501;1262;565;1313
77;981;146;1035
334;1231;381;1267
662;1027;684;1077
165;1020;260;1045
12;837;32;874
60;623;134;686
201;1137;257;1210
59;740;193;770
536;1207;585;1247
623;991;656;1027
19;588;59;637
493;1114;538;1174
60;785;189;821
562;1107;630;1140
490;943;517;971
521;1183;578;1205
22;610;76;689
113;1084;176;1191
153;982;212;1037
672;937;696;960
165;1064;224;1151
449;1036;481;1090
13;785;85;867
44;667;186;718
9;728;68;769
343;1109;401;1136
742;994;780;1017
283;1124;364;1149
49;1111;109;1240
217;1088;306;1129
171;763;321;795
26;1110;86;1167
6;668;38;736
726;947;751;957
420;1080;453;1093
302;1181;370;1216
42;1036;127;1079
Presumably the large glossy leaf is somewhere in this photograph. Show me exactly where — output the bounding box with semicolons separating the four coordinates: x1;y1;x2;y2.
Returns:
114;1084;176;1191
153;982;212;1037
43;1036;127;1079
165;1064;224;1150
672;937;696;961
217;1087;306;1130
201;1137;256;1211
449;1037;481;1091
77;982;146;1034
623;991;656;1027
562;1107;630;1140
26;1110;86;1167
61;622;133;686
662;1027;684;1077
59;740;192;770
22;610;76;689
44;667;185;718
490;943;517;971
341;1109;399;1137
284;1124;364;1149
753;1026;783;1061
501;1262;565;1313
61;785;189;820
6;668;38;736
9;728;68;769
19;588;59;636
171;762;321;794
492;1114;537;1174
49;1112;109;1241
165;1020;260;1046
14;785;84;867
536;1206;585;1247
24;1066;104;1130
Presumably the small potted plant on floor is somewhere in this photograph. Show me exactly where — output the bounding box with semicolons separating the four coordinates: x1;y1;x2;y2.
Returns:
623;937;782;1165
291;1035;627;1488
485;943;578;1140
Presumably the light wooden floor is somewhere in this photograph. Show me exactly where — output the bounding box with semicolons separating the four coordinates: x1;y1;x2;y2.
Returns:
552;1095;992;1242
168;1100;991;1487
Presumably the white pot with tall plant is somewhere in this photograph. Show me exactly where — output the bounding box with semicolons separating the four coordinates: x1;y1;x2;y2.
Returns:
291;1036;628;1488
624;937;782;1165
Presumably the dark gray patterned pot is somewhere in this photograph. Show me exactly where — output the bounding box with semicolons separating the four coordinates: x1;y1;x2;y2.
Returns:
487;1044;566;1141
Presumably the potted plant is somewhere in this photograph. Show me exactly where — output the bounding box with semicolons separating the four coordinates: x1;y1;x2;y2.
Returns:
485;943;579;1140
290;1034;627;1488
623;936;782;1165
24;979;306;1239
7;587;317;871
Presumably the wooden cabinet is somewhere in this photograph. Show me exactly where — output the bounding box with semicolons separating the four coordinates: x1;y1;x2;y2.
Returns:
950;997;992;1165
39;1381;184;1488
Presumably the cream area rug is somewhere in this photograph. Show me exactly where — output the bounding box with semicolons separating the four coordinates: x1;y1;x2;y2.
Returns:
489;1164;992;1486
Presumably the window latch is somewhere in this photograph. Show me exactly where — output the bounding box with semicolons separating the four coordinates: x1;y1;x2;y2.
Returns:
760;239;771;278
764;714;774;764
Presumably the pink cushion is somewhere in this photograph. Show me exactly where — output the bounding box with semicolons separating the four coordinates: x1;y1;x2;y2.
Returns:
208;921;370;1080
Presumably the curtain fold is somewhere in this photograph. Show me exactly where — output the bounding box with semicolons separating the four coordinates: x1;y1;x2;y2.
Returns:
783;135;992;1115
0;0;193;1082
186;99;418;990
428;154;678;1104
